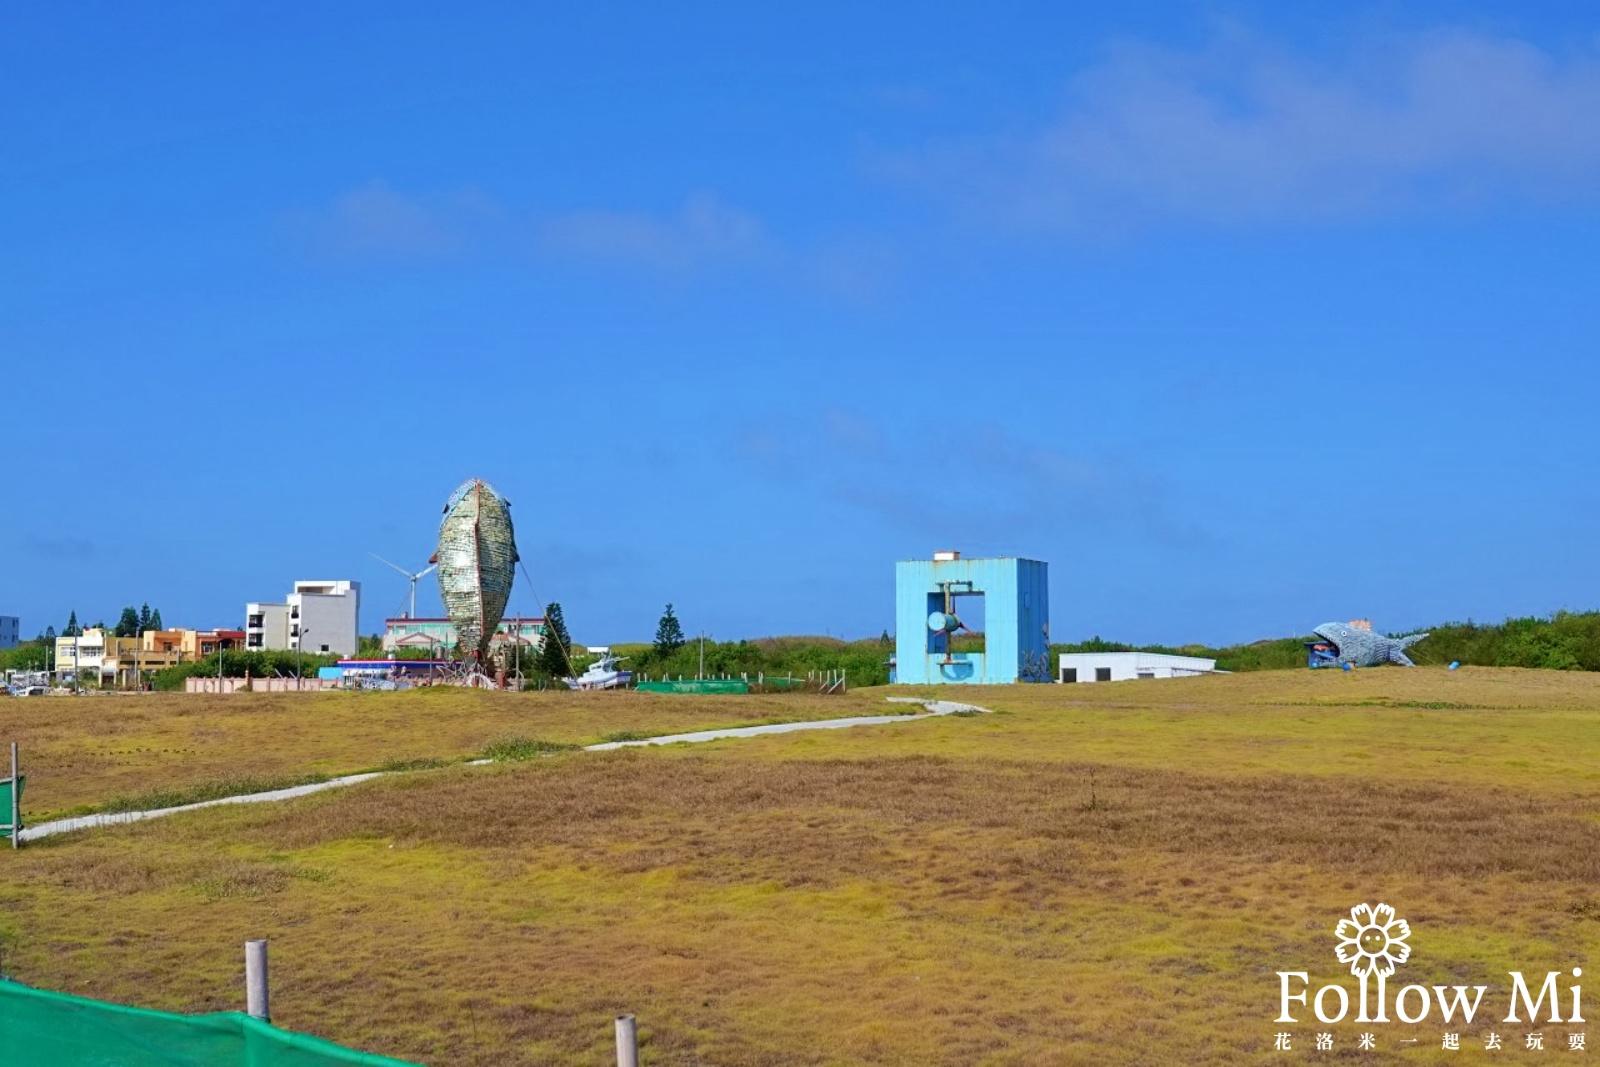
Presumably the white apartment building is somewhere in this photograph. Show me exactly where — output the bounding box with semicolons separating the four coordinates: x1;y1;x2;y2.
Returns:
0;616;18;649
245;603;292;651
246;580;360;657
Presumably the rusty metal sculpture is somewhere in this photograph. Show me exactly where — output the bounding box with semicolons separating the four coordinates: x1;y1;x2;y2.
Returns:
432;479;518;668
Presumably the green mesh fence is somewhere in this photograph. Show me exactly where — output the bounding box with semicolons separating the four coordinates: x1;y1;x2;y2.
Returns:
635;679;750;694
1;774;20;838
0;979;420;1065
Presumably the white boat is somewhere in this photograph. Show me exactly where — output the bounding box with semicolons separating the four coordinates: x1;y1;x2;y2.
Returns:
566;653;632;691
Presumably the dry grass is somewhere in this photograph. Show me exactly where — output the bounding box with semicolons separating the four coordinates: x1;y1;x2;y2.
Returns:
1;668;1598;1065
0;687;890;818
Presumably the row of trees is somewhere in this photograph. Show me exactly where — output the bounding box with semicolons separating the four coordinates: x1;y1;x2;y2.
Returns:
1054;611;1600;672
12;603;1600;687
44;605;166;642
624;634;894;686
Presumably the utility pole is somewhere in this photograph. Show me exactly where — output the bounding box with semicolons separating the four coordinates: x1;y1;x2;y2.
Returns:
295;629;309;691
698;631;705;680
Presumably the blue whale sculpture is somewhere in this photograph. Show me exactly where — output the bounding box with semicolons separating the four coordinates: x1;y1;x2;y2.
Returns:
1308;622;1428;668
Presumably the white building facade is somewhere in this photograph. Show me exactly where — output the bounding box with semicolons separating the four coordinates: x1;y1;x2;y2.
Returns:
1057;651;1217;684
382;616;544;656
246;581;360;657
0;616;18;649
245;603;291;651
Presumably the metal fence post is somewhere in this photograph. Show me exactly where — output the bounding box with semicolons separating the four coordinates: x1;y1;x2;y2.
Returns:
245;940;270;1022
615;1013;639;1067
9;742;18;851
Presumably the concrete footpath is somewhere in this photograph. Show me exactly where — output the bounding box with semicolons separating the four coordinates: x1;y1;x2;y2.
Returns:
18;699;987;843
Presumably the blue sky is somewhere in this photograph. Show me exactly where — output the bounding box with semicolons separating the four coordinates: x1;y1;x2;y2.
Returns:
5;2;1597;646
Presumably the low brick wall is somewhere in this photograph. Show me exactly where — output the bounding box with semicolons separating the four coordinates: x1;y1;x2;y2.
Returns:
184;676;339;694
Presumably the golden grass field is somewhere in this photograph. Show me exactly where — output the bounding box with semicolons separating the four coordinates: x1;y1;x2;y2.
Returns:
2;668;1599;1065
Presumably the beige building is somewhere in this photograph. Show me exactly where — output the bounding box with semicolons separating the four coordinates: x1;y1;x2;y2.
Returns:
54;628;136;683
55;627;244;686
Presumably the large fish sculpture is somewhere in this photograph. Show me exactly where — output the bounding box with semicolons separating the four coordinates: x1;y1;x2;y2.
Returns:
1308;621;1428;668
431;479;518;662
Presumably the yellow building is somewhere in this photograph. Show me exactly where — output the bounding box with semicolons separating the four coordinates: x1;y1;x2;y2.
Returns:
54;628;139;683
54;627;245;687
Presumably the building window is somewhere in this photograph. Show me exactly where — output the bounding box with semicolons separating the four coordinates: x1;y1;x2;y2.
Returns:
1060;667;1077;683
1095;667;1112;682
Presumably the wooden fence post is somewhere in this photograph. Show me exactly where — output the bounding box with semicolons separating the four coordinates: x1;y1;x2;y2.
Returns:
615;1013;639;1067
245;940;270;1022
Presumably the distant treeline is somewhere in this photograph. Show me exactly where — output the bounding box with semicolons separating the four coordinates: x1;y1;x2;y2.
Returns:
1057;611;1600;673
618;636;896;687
7;612;1596;690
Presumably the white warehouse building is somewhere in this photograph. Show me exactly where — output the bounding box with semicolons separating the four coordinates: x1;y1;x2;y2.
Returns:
1058;651;1217;684
246;580;360;658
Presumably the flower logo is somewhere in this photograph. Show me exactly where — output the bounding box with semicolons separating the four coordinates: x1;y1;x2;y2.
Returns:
1334;902;1412;978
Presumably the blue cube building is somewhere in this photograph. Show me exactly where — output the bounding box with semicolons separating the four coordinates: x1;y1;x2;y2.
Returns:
894;552;1050;684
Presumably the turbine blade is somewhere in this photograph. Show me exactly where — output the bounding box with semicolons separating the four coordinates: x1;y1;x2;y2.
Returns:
370;553;412;577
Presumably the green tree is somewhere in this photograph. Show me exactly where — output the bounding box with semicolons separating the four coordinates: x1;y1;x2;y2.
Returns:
149;608;163;631
138;603;152;633
6;642;49;672
536;602;574;677
115;606;140;637
654;603;686;657
64;611;80;637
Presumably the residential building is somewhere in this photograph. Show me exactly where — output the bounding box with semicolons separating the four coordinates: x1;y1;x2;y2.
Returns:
1057;652;1218;684
186;629;244;658
57;627;244;686
0;616;18;649
54;628;137;682
382;617;544;656
246;580;360;657
245;603;291;651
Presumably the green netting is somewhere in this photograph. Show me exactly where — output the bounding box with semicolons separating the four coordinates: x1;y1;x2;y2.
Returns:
636;679;750;694
0;774;21;838
0;979;420;1066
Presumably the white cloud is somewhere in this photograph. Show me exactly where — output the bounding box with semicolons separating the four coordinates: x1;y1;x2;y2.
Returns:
297;181;503;258
897;29;1600;232
540;193;765;271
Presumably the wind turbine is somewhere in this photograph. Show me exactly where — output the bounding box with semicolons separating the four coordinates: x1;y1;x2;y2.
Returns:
371;553;437;620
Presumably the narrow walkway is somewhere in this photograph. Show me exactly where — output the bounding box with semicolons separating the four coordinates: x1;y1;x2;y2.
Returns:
17;699;987;842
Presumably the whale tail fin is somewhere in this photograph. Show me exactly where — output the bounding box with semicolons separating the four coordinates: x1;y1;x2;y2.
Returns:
1390;633;1429;667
